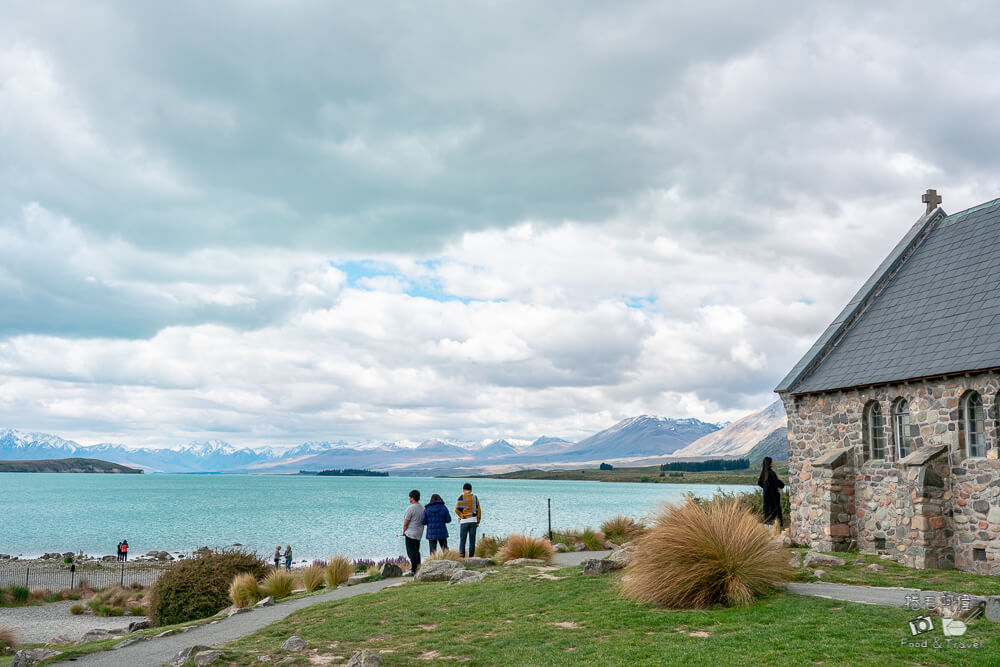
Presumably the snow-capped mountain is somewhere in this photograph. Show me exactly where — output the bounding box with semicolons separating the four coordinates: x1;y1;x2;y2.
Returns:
0;429;80;459
671;400;788;462
554;415;720;461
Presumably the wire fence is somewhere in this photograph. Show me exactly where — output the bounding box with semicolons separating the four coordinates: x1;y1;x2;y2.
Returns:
0;561;168;592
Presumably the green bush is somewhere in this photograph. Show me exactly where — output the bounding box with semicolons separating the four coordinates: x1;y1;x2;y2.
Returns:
149;548;268;626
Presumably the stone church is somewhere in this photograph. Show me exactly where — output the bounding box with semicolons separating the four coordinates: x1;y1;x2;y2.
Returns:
776;190;1000;574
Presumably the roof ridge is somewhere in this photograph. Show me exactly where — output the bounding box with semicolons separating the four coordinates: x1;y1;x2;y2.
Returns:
775;206;947;394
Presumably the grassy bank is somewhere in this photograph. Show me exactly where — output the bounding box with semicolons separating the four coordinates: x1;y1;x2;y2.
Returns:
217;562;999;666
481;461;789;486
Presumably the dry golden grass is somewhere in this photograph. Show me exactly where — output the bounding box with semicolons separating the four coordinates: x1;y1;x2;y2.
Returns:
260;570;295;600
228;572;262;608
426;548;464;562
301;564;326;592
621;498;791;608
601;515;645;544
0;625;18;652
325;555;354;587
496;534;554;564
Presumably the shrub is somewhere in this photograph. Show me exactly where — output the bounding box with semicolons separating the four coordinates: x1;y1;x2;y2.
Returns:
475;534;505;558
621;497;792;608
9;586;29;603
425;548;463;562
496;534;554;564
353;558;375;572
70;603;86;615
601;515;645;544
325;555;354;587
301;564;325;592
0;626;17;652
149;548;269;626
228;572;261;608
261;569;295;600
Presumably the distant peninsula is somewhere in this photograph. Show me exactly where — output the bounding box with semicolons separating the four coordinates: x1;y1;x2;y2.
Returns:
301;468;389;477
0;457;143;474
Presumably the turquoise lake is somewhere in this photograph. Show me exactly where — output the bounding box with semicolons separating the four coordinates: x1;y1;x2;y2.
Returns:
0;474;753;561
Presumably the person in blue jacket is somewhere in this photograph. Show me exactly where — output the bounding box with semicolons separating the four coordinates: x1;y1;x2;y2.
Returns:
421;493;452;552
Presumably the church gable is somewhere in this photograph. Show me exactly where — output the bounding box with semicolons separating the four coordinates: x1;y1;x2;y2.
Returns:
779;195;1000;394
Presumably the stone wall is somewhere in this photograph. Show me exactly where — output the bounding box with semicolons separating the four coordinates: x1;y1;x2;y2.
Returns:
780;370;1000;573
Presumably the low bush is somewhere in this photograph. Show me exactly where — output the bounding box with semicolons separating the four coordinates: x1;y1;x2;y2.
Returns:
301;564;325;592
260;569;295;600
325;555;354;587
0;626;17;652
621;497;791;608
601;515;645;544
425;548;463;562
496;534;554;564
70;603;86;615
229;572;262;608
8;586;29;603
149;548;269;626
475;534;505;558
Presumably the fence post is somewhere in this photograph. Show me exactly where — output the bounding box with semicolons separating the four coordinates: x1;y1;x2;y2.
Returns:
120;562;125;587
548;498;552;542
70;564;76;590
25;566;29;589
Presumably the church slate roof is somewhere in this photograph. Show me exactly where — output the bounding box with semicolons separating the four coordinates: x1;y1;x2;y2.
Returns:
776;197;1000;395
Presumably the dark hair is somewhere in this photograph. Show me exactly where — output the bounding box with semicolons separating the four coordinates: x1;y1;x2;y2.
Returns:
430;493;443;503
757;457;773;486
409;489;420;502
463;483;472;491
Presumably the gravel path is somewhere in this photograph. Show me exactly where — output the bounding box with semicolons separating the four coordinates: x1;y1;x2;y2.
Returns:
0;600;142;644
783;582;945;607
552;550;611;567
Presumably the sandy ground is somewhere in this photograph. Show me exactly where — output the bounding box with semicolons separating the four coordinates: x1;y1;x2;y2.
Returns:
0;599;144;644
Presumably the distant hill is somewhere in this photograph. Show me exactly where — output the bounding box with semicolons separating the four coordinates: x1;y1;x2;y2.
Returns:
670;401;787;462
0;457;143;473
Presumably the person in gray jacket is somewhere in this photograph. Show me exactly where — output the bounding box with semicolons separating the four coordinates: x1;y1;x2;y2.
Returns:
401;489;424;576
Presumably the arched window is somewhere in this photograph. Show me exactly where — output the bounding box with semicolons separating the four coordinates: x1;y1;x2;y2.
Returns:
864;401;885;460
964;392;986;458
892;398;912;459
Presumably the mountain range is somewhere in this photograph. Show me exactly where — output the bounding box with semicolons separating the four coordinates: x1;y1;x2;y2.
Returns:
0;402;787;474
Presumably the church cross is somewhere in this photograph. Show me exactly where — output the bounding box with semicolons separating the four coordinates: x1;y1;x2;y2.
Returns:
922;188;942;213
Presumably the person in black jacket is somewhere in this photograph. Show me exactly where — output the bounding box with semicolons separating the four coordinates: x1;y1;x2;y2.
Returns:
757;457;785;530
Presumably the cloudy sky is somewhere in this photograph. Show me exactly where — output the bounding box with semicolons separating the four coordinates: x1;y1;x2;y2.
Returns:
2;1;999;448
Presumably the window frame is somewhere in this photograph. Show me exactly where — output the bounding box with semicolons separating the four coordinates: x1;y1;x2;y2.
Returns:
892;398;912;460
964;391;986;459
864;401;885;461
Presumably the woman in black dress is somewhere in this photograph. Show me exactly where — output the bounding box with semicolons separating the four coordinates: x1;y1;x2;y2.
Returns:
757;456;785;530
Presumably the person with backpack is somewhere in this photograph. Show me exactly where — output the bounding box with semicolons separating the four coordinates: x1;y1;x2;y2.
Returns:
455;483;482;558
421;493;451;552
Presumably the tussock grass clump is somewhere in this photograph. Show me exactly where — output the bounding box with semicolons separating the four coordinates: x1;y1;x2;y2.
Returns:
149;548;269;626
229;572;262;608
621;498;792;608
301;564;325;592
70;603;87;615
579;528;606;550
325;555;354;587
475;535;505;558
601;515;645;544
496;534;554;564
260;569;295;600
0;626;17;652
426;548;463;562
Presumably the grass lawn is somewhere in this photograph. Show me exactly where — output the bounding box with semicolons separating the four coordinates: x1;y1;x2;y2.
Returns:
217;563;999;666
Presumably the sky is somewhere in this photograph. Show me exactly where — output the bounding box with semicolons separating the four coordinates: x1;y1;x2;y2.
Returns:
2;1;1000;448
